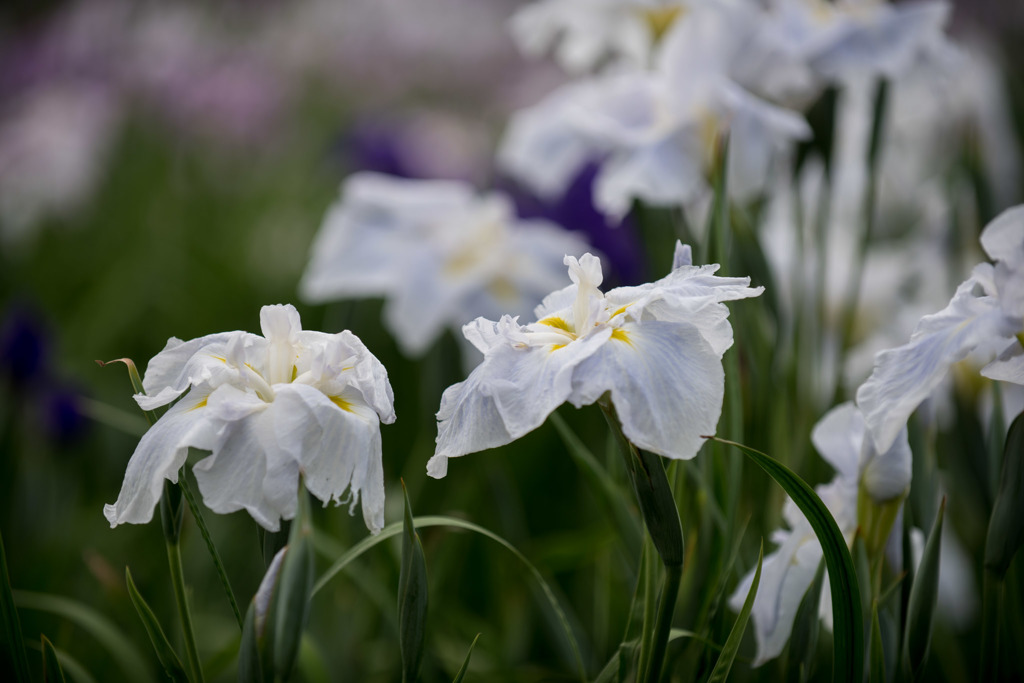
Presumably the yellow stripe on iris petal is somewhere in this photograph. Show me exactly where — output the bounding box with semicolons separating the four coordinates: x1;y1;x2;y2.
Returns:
330;395;354;412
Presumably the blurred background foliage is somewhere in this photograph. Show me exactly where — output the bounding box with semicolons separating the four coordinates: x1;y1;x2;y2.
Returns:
2;0;1024;681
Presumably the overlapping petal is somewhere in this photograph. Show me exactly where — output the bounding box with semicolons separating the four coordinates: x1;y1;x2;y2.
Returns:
105;304;395;533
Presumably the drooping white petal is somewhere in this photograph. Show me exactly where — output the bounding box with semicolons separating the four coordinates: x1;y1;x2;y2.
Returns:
980;340;1024;385
190;384;292;531
432;326;611;475
857;276;1016;452
569;320;724;460
103;388;212;527
273;383;386;534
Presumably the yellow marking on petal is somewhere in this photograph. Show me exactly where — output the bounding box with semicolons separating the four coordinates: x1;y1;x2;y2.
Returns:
329;395;354;413
189;397;208;411
291;365;298;382
642;6;684;43
611;328;632;345
550;344;566;353
539;316;572;332
210;355;226;363
610;303;632;318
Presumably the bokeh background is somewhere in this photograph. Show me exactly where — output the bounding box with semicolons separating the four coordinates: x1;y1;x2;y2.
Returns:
2;1;1024;681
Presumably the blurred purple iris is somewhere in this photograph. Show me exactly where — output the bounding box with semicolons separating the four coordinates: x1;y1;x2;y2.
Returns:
0;304;87;445
501;162;647;287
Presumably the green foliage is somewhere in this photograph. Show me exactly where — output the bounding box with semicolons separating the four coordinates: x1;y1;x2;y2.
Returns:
399;482;429;683
125;567;188;683
708;437;864;683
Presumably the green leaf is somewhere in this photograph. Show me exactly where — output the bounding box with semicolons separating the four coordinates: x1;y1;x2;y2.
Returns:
789;560;826;683
238;596;268;683
14;590;152;682
313;515;587;683
125;567;189;682
984;411;1024;578
451;633;480;683
399;481;429;683
705;437;864;683
869;602;886;683
0;528;31;683
707;540;763;683
901;498;944;681
271;484;314;681
41;634;68;683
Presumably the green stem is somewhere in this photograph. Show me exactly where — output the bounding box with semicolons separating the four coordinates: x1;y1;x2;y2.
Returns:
644;563;683;683
178;476;242;630
166;540;204;683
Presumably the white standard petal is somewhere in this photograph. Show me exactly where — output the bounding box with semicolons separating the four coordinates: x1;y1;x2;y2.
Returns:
431;327;610;477
857;276;1016;452
568;320;724;460
103;388;212;527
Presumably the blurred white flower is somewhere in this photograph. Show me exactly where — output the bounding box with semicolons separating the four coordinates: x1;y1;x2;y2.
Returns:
0;83;119;243
759;0;952;85
729;401;910;665
428;242;762;477
509;0;695;74
857;205;1024;453
104;304;396;533
499;3;810;218
299;173;592;359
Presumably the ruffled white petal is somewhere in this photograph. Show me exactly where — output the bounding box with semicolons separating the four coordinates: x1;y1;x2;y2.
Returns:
569;320;724;460
274;383;386;534
857;276;1016;452
103;388;212;527
136;331;255;410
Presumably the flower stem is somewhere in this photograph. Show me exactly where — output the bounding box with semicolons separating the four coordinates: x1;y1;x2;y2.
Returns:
643;563;683;683
166;539;204;683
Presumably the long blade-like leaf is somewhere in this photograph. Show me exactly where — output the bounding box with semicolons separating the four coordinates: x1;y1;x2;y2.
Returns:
451;633;481;683
0;528;31;683
707;541;763;683
399;481;428;683
705;437;864;683
125;567;189;682
902;498;944;681
14;589;152;682
41;634;68;683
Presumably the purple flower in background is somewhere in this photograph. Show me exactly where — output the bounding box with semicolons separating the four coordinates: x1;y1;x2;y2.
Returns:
0;304;87;445
502;162;647;287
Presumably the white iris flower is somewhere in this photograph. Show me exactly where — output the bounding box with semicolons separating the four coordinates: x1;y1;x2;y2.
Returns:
428;242;762;478
300;172;591;359
103;304;396;533
499;3;810;218
856;205;1024;453
730;401;911;665
509;0;694;74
